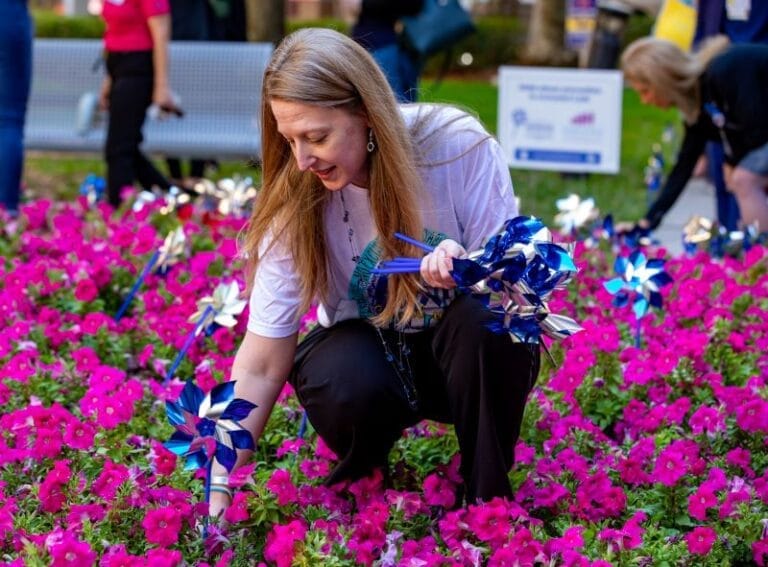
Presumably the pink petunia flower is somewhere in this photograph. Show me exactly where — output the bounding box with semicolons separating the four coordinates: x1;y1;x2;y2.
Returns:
263;520;307;567
223;491;250;524
48;533;96;567
150;441;178;476
422;473;456;509
73;279;98;302
688;405;725;437
142;506;183;548
652;446;687;487
265;469;299;506
688;485;718;521
465;498;510;546
686;526;717;555
62;419;95;450
144;548;183;566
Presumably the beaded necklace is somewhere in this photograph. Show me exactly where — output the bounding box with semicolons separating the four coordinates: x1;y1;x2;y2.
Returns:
339;188;360;264
338;187;419;412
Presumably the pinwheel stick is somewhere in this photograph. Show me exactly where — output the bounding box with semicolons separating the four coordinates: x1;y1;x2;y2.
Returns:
394;232;434;253
164;305;215;385
635;317;642;349
203;460;213;538
115;250;160;322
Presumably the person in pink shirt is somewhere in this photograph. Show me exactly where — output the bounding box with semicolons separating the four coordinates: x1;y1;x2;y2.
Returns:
99;0;179;207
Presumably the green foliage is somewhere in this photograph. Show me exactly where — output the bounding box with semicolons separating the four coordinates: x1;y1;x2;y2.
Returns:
32;10;104;39
287;18;349;35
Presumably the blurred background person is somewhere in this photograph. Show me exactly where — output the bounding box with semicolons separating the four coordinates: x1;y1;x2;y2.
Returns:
165;0;210;189
208;0;247;42
621;36;768;231
100;0;178;207
350;0;424;102
693;0;768;230
0;1;33;216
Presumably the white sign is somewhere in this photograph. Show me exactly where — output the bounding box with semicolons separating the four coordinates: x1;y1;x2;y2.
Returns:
498;66;623;173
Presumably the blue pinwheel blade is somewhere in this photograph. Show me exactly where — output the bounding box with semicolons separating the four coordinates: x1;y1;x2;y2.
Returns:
184;451;208;471
603;214;614;237
478;234;504;263
613;256;628;275
177;379;205;415
505;316;543;343
535;243;577;272
499;254;527;285
221;399;258;421
633;297;649;319
451;258;489;287
603;278;625;295
505;216;545;243
164;430;193;456
228;429;255;451
648;291;664;309
215;444;238;472
650;272;674;288
209;381;236;406
628;249;646;267
165;400;188;427
612;291;629;308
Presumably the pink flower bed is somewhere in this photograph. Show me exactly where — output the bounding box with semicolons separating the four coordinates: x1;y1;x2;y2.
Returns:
0;198;767;565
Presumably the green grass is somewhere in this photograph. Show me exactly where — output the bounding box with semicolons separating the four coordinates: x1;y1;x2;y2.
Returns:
25;79;679;225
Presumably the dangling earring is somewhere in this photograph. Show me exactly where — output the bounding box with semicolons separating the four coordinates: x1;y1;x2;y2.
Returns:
367;129;376;153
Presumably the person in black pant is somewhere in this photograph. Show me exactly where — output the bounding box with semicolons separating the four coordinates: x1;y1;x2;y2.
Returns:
351;0;424;102
291;297;540;497
100;0;178;207
207;28;539;516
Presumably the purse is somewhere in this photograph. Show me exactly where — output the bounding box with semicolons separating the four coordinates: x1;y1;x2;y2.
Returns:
400;0;476;59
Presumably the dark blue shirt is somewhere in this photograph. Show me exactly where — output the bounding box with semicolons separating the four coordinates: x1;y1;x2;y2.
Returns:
695;0;768;44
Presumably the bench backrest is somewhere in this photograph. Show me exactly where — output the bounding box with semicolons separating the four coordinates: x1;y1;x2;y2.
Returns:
25;39;273;160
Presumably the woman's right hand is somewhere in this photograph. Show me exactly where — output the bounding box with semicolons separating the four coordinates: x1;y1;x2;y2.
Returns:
420;238;466;289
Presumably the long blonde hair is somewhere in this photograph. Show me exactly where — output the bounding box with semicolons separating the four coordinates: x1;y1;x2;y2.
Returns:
243;28;425;327
621;35;730;123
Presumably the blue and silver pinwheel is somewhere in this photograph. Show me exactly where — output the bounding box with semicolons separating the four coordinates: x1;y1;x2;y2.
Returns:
375;216;583;347
79;174;106;206
554;194;599;236
164;379;256;472
603;250;673;319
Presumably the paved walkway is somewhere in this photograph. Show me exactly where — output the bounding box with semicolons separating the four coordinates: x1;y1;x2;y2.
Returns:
653;177;715;256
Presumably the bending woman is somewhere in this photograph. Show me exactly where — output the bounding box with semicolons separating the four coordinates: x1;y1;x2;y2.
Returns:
621;36;768;231
210;27;539;513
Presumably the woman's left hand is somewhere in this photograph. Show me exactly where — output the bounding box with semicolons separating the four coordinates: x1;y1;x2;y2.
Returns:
420;239;466;289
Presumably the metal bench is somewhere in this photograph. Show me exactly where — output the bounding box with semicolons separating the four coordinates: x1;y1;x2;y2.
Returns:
25;39;273;160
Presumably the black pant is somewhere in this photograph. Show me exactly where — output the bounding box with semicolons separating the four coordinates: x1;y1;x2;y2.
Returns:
105;51;170;206
166;157;206;181
289;294;540;503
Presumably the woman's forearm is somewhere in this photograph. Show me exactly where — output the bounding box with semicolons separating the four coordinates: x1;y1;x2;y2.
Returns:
210;332;298;475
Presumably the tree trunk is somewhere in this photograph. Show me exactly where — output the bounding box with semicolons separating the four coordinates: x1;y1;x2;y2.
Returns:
522;0;576;66
245;0;285;44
